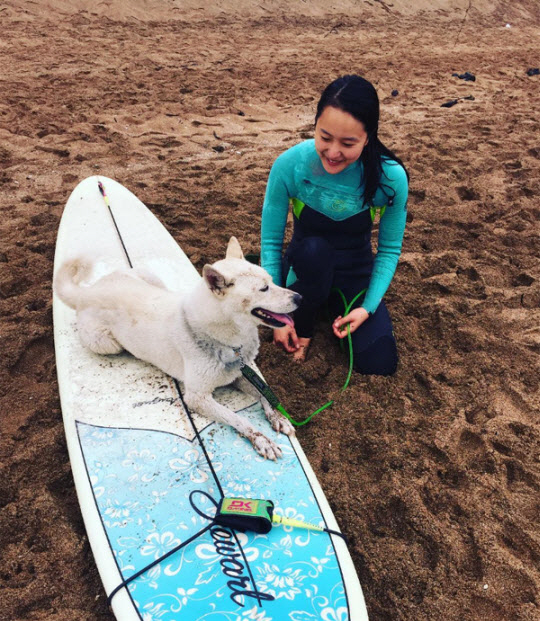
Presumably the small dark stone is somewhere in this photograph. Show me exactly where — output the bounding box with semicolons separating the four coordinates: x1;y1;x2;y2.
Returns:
513;273;535;287
452;71;476;81
25;299;46;311
391;89;399;97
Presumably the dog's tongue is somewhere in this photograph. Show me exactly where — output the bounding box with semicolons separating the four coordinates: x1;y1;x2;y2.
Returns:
267;310;294;327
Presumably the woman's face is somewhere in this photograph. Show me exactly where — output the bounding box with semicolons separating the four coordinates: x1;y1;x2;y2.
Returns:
314;106;369;174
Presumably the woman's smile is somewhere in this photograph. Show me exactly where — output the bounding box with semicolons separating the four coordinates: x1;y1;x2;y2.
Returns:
324;155;345;167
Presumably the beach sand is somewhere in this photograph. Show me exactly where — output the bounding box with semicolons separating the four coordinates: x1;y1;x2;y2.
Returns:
0;1;539;619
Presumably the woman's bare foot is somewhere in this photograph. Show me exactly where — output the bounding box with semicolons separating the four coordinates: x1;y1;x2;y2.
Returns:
292;337;312;362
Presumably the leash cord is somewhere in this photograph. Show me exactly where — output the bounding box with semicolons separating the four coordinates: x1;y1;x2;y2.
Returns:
243;288;366;427
333;287;367;392
106;520;214;608
173;378;226;499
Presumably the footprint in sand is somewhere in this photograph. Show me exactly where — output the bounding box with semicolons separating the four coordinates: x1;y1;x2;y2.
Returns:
10;335;55;384
489;389;537;424
498;521;540;566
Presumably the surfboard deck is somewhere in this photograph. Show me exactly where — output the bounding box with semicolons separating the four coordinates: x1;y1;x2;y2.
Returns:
53;176;369;621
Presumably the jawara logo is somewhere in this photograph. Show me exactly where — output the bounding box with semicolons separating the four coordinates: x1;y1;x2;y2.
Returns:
210;525;275;607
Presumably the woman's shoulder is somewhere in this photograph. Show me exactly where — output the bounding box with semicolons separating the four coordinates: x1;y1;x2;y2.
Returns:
273;139;317;169
381;157;408;189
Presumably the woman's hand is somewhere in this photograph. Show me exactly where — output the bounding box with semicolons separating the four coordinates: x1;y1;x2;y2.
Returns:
273;325;300;353
332;307;370;339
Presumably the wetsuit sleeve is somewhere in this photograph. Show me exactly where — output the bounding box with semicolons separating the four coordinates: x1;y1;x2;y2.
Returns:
260;152;293;286
362;163;409;314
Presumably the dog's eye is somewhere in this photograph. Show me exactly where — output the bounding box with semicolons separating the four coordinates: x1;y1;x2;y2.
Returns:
259;285;269;292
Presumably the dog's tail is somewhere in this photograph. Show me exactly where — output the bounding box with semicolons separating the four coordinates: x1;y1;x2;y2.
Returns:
53;259;93;309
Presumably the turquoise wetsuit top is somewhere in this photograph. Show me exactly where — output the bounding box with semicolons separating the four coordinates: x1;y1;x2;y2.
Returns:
261;139;408;315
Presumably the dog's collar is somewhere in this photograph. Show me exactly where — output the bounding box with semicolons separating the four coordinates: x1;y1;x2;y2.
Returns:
215;342;246;368
181;306;246;364
231;346;243;358
220;342;244;361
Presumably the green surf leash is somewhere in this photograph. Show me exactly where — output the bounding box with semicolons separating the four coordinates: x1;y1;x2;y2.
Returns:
242;287;366;427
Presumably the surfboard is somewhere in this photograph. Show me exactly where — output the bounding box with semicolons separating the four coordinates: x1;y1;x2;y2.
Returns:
53;176;370;621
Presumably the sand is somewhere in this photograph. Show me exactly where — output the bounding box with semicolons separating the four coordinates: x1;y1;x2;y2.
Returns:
0;0;539;619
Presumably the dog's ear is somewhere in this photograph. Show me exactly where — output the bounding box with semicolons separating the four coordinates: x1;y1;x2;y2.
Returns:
202;265;231;296
225;236;244;260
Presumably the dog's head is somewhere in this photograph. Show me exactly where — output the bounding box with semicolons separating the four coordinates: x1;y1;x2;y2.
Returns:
202;237;301;329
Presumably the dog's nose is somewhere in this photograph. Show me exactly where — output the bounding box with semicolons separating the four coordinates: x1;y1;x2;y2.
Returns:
292;292;302;306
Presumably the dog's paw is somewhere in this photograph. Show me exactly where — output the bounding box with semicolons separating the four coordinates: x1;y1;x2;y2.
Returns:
267;409;296;437
249;431;283;460
265;407;296;437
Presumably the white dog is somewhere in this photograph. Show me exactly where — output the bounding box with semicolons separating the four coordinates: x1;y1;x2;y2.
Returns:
54;237;301;459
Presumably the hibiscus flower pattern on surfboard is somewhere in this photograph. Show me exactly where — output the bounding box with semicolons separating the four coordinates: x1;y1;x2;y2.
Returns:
77;404;350;621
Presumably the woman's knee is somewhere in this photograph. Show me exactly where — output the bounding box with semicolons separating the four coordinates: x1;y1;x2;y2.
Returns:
353;334;398;376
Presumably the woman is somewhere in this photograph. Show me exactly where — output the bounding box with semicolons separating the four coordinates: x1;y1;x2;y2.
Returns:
260;74;409;375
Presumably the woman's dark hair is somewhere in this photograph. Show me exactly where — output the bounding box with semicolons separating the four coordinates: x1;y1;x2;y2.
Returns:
315;74;409;206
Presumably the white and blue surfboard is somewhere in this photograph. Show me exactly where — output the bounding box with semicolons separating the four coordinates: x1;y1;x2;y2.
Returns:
53;176;370;621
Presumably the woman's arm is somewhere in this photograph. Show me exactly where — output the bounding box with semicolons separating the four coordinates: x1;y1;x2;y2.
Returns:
333;164;408;337
260;152;294;286
361;162;409;315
